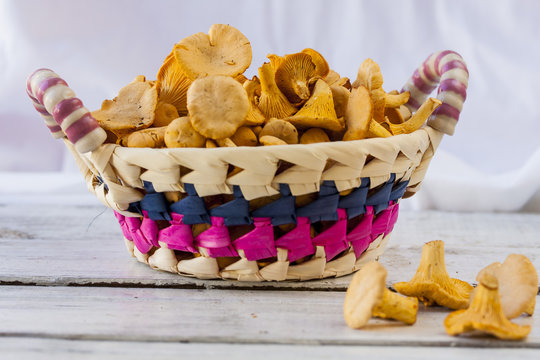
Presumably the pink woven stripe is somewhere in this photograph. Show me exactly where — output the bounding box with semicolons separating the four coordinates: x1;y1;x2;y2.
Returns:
434;50;459;74
422;61;438;83
64;113;100;143
347;207;374;258
53;97;84;124
441;59;469;75
406;96;421;110
312;209;348;261
438;78;467;101
195;217;238;258
412;69;437;94
35;77;68;104
275;217;314;262
33;102;50;116
47;124;63;133
26;68;52;94
233;218;276;261
140;211;160;248
158;213;196;253
433;103;461;121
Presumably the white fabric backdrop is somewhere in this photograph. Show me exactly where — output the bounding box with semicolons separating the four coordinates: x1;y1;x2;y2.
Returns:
1;0;539;212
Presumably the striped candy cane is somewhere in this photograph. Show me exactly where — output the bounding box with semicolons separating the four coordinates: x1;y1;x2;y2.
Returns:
26;69;106;153
402;50;469;136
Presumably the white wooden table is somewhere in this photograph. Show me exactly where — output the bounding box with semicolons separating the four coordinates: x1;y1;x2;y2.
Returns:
0;192;539;359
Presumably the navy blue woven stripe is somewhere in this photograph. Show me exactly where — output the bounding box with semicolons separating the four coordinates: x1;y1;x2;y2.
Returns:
252;184;296;225
210;186;252;226
170;183;210;224
297;181;339;222
339;178;370;219
139;181;171;221
127;175;408;224
366;174;395;214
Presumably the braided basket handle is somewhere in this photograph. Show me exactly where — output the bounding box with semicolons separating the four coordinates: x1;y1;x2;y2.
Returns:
402;50;469;136
26;69;106;153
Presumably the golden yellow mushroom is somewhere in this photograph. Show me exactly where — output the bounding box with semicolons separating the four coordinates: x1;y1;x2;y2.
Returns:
243;78;266;126
444;272;531;340
174;24;252;80
187;75;249;140
344;261;418;329
259;118;299;144
155;50;191;115
275;52;317;103
476;254;538;319
300;128;330;144
394;240;474;309
258;62;297;119
387;97;441;135
286;79;344;132
164;117;206;148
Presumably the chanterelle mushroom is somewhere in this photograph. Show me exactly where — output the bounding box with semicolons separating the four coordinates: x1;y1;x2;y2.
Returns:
187;75;249;140
344;261;418;329
286;79;344;132
444;272;531;340
394;240;474;309
258;63;297;119
155;50;191;115
477;254;538;319
174;24;252;80
259;118;298;144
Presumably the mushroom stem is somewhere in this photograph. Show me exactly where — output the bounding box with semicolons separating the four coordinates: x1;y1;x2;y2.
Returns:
372;289;419;325
444;273;531;340
388;97;441;135
394;240;473;309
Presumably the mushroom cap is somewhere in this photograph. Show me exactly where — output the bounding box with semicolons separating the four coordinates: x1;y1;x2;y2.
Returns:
393;240;474;309
343;261;387;329
175;24;252;80
230;126;257;147
275;53;316;103
259;118;298;144
330;85;350;119
126;126;167;148
92;79;157;136
243;79;266;126
259;135;288;146
187;75;249;140
343;85;372;141
444;272;531;340
353;58;384;91
477;254;538;319
164;116;206;148
300;128;330;144
301;48;330;77
156;49;192;114
258;62;297;119
286;79;343;132
154;101;180;127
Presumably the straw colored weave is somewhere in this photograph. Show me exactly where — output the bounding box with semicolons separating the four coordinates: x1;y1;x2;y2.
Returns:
67;127;442;216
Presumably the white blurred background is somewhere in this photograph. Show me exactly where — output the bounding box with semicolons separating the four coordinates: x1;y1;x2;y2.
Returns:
1;0;539;212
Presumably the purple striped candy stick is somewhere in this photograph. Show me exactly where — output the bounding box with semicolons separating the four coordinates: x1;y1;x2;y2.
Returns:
27;69;106;153
402;50;468;135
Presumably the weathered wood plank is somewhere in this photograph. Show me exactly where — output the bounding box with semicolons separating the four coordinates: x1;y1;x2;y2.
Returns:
2;338;540;360
0;286;538;347
0;201;539;289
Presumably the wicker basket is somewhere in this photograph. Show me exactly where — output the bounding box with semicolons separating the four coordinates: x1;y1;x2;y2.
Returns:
27;50;468;281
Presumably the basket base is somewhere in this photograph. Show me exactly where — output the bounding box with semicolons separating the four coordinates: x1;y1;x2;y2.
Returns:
124;233;392;282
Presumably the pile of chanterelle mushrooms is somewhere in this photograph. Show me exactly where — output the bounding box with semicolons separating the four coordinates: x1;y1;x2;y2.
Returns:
91;24;441;148
344;240;538;341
